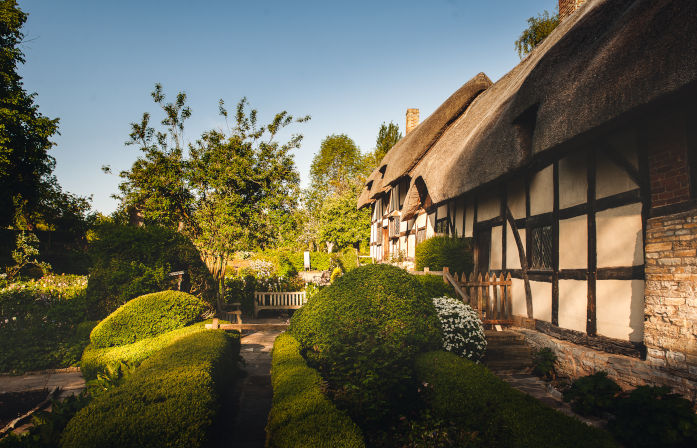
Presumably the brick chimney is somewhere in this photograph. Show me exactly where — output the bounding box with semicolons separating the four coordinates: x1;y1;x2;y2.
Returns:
406;108;419;134
559;0;587;21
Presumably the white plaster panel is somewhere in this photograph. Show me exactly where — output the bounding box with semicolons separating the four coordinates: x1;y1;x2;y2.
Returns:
437;204;448;218
596;203;643;268
426;212;436;238
454;203;464;237
507;178;526;219
506;227;525;270
465;202;474;237
596;152;639;199
407;234;416;258
477;190;500;221
531;280;552;322
559;215;587;269
530;165;554;216
511;278;527;317
400;219;408;233
596;280;645;342
559;152;587;209
382;218;388;227
416;212;427;228
399;236;407;254
490;226;502;270
558;280;587;333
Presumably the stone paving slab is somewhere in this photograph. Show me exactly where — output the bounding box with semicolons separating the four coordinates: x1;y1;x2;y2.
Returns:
0;371;85;396
229;328;283;448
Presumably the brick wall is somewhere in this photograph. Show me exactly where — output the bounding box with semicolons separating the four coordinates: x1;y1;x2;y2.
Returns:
559;0;587;22
644;209;697;385
646;109;691;208
406;108;419;135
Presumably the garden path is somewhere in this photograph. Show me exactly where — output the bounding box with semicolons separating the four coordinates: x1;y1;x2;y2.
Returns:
0;369;85;399
228;319;286;448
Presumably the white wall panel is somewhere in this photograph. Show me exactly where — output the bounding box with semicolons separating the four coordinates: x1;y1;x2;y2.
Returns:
597;280;644;342
465;201;474;237
511;278;527;317
506;227;525;270
477;190;500;221
559;216;588;269
596;153;638;199
507;178;526;219
559;152;587;209
559;280;587;333
490;225;502;270
426;212;436;238
596;203;643;267
454;202;464;237
530;165;554;216
531;280;552;322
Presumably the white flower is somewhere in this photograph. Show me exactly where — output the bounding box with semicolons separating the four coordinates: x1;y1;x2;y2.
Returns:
432;296;487;362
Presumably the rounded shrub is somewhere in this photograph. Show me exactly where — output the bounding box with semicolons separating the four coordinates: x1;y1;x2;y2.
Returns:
90;291;212;348
289;264;442;425
432;297;486;362
414;236;473;276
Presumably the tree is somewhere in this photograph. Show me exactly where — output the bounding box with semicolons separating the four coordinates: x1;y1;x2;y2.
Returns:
514;10;559;59
373;121;402;163
317;185;371;252
0;1;92;233
117;85;308;307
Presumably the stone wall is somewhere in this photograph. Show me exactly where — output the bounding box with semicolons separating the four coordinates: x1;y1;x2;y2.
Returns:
515;328;697;400
644;209;697;382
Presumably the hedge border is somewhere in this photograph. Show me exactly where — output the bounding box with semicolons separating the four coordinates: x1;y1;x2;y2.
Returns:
266;332;365;448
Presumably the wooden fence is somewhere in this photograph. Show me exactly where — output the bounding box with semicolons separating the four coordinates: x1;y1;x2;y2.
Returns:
410;267;513;326
253;291;307;318
460;272;513;324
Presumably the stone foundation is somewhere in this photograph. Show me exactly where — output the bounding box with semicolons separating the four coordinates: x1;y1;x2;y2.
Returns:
514;328;697;401
644;209;697;383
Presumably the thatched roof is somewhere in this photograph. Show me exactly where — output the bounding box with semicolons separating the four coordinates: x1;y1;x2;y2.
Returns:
356;72;492;208
361;0;697;211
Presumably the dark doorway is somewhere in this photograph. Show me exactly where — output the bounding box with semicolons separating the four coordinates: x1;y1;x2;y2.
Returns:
476;228;491;273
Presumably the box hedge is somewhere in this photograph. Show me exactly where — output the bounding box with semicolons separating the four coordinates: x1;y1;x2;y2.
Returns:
81;321;212;379
414;236;473;276
89;291;212;348
61;330;240;448
266;333;365;448
289;264;442;425
413;273;456;298
414;351;617;448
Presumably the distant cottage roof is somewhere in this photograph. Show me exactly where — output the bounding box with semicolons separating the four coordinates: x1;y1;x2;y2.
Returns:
358;0;697;210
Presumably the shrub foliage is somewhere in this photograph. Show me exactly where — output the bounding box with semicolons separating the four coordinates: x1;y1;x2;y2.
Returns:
414;351;617;448
414;236;472;276
562;372;620;417
266;333;365;448
89;291;211;348
86;223;214;318
61;330;240;448
289;264;442;425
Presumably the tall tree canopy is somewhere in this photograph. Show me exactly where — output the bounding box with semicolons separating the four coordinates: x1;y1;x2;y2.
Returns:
373;121;402;163
309;134;367;200
514;10;559;59
0;0;91;233
117;84;308;291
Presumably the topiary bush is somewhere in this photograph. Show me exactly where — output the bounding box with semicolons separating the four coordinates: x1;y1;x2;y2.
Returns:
414;351;618;448
412;273;456;298
608;385;697;448
86;223;214;318
432;297;486;362
89;291;212;348
289;264;442;425
61;330;240;448
562;372;620;417
266;333;365;448
414;236;473;276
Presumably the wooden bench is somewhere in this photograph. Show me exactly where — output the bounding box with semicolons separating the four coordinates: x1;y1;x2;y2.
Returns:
253;291;307;318
221;302;243;324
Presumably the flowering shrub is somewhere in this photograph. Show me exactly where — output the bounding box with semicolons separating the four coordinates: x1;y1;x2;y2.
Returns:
432;296;486;362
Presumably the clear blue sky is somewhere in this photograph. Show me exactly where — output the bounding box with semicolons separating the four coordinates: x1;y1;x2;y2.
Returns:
18;0;556;214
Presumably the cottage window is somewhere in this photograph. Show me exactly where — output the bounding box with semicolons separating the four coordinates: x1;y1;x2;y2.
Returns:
530;225;553;270
435;217;449;235
416;228;426;244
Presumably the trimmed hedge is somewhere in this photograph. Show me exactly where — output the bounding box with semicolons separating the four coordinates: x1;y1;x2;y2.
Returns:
289;264;442;424
414;351;617;448
414;236;473;275
266;333;365;448
81;321;212;379
413;273;456;298
89;291;211;348
61;330;240;448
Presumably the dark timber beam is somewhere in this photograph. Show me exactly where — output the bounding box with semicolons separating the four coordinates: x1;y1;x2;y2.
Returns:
506;205;533;318
587;149;597;336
